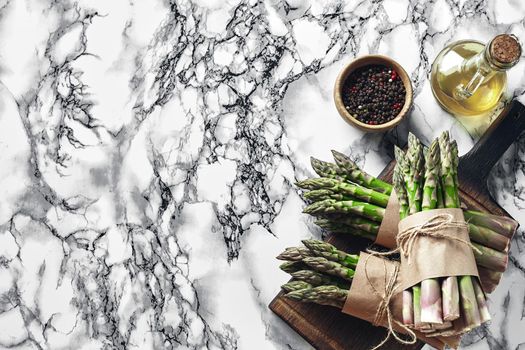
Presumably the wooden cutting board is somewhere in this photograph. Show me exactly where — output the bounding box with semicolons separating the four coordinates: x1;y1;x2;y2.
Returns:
269;100;525;350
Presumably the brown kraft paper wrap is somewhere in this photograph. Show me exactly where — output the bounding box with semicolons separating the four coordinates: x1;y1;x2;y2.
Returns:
397;208;479;290
375;193;399;248
342;253;461;349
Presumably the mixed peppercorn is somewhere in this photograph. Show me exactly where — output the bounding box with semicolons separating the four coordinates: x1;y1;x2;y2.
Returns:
342;64;406;125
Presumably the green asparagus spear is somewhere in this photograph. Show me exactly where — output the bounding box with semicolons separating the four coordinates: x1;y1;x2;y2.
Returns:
394;147;409;219
439;132;460;208
310;157;351;182
316;216;380;235
285;285;348;309
472;242;508;272
422;139;441;211
302;239;359;269
467;223;510;252
440;131;482;330
450;140;459;197
413;285;422;328
464;210;518;239
405;133;424;214
420;139;444;324
458;276;481;330
276;247;314;261
472;279;491;323
314;219;378;240
296;178;390;207
280;261;308;273
281;281;313;292
442;276;460;321
290;270;350;289
302;256;355;281
303;199;385;223
403;290;414;325
331;150;392;195
303;189;354;202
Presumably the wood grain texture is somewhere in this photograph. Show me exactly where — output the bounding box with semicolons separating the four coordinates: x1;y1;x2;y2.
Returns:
269;101;525;350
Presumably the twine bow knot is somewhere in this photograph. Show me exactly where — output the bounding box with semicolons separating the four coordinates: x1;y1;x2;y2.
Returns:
396;213;481;263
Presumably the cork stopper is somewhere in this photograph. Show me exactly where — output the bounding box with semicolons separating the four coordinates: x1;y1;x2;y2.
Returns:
489;34;521;66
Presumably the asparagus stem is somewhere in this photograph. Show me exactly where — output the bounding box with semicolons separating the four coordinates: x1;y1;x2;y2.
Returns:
458;275;482;330
420;139;444;325
314;220;377;240
394;147;409;219
282;281;313;292
421;279;443;324
472;278;491;323
303;199;385;223
403;290;414;325
302;239;359;269
316;216;380;235
303;189;353;202
290;270;350;289
331;150;392;195
285;285;348;309
302;257;355;281
422;139;441;211
442;277;460;321
468;223;511;252
472;242;508;272
450;139;460;202
413;285;423;329
464;210;518;239
297;178;390;207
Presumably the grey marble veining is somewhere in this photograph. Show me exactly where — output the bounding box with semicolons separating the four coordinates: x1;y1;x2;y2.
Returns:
0;0;523;349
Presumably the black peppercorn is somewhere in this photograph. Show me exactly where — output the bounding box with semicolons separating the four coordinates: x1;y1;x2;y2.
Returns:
342;64;406;125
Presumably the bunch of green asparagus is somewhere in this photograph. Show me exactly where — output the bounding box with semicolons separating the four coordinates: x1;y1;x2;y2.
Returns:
394;132;489;335
277;240;355;308
296;140;517;293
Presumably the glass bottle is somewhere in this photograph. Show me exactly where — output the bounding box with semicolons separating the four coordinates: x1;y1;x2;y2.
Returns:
431;34;521;117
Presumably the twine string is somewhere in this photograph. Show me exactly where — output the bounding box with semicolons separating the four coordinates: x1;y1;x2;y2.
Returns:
363;254;417;350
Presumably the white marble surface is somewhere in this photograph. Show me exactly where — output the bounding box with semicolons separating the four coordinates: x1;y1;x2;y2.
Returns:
0;0;523;349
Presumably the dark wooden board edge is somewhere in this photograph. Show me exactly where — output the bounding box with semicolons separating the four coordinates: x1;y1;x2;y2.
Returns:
459;100;525;196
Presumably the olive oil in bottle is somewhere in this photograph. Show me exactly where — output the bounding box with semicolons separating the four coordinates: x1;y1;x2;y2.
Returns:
431;34;521;117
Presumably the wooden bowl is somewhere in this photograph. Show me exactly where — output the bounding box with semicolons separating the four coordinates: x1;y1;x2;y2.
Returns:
333;55;413;132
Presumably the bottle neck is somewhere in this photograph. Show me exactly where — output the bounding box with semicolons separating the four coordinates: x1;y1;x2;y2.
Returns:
464;44;506;76
453;44;501;101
